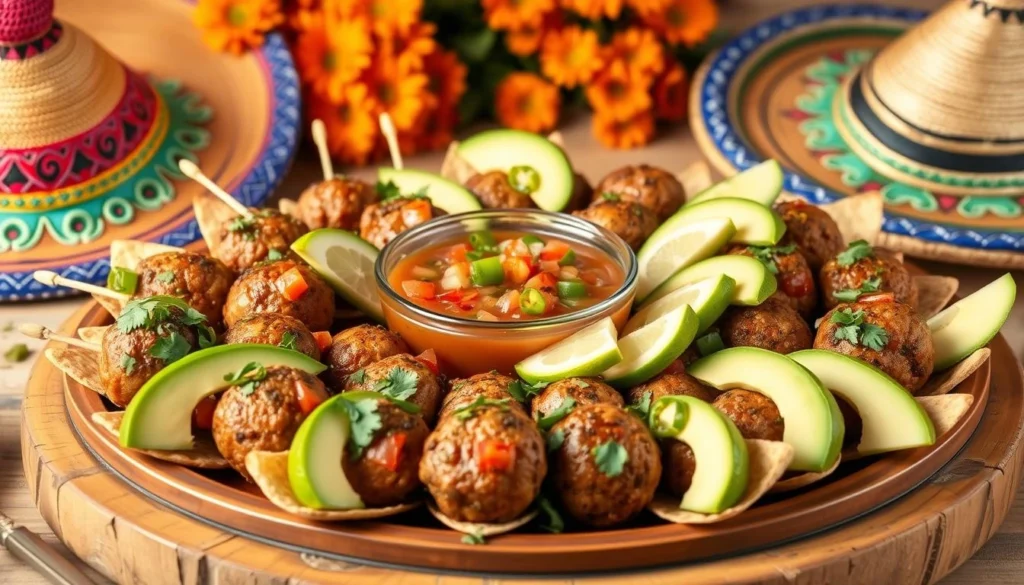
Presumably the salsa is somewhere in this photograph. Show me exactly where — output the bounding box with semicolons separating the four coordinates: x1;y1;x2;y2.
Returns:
389;231;625;321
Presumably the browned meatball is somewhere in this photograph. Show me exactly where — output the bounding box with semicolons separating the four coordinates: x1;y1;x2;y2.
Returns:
325;325;409;392
135;251;234;329
550;403;661;527
593;165;684;221
224;313;320;360
223;259;335;331
726;244;817;319
296;177;375;231
774;200;844;272
719;296;812;354
819;245;918;310
814;299;934;392
713;389;785;441
341;396;429;507
573;198;658;251
531;377;623;420
344;353;443;424
438;371;526;420
565;172;594;212
420;403;546;523
465;171;536;209
213;209;309;273
360;196;445;249
835;395;863;449
212;366;328;480
626;373;717;407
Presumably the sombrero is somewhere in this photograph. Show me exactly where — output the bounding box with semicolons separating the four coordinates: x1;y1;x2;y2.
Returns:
0;0;300;300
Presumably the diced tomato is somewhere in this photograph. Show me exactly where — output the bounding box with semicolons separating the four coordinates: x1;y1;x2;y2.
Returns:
448;243;471;264
402;280;436;300
366;432;407;473
191;395;218;430
539;260;561;274
401;199;433;226
525;272;557;293
504;239;530;258
295;380;326;415
496;289;521;314
780;270;814;298
312;330;333;352
277;267;309;301
437;289;479;310
539;241;571;262
859;292;895;304
503;257;531;284
415;349;440;375
475;439;515;473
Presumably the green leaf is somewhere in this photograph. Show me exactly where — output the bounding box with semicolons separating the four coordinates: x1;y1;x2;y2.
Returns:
460;531;486;545
536;398;576;431
836;239;874;267
626;391;652;420
149;332;192;365
860;323;889;351
746;245;779;274
833;288;861;303
197;325;217;349
834;276;883;303
339;396;383;458
507;379;547;403
373;367;419;401
267;248;284;261
4;343;29;363
545;428;565;452
453;395;511;421
116;301;150;333
375;180;402;201
829;308;864;326
453;27;496;63
120;354;136;375
278;331;298;351
862;276;882;293
833;324;860;344
223;362;267;396
348;369;366;385
775;243;798;255
537;496;564;534
155;271;175;284
601;192;621;202
181;307;208;327
592;440;628;478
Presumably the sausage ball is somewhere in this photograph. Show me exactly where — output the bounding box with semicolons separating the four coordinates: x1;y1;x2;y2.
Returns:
572;198;658;251
438;371;526;420
344;353;443;424
626;373;718;408
296;177;375;231
531;377;623;420
774;200;844;272
712;389;785;442
819;245;918;310
224;313;320;360
565;172;594;212
726;244;817;320
214;209;309;273
549;403;661;527
420;404;546;523
135;251;234;329
211;366;328;480
719;296;812;354
814;299;934;392
325;325;409;392
223;259;335;331
360;196;446;249
592;164;685;221
341;396;430;507
465;171;536;209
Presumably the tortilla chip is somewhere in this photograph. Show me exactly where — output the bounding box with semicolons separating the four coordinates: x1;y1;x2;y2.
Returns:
76;326;109;346
769;455;842;494
278;198;300;219
193;192;238;251
915;394;975;437
427;501;538;536
92;411;231;470
439;142;478;184
546;131;565;148
678;160;714;198
92;292;124;317
47;346;102;394
915;275;959;319
245;450;418;520
820;192;884;246
110;239;183;271
648;440;794;524
921;348;990;396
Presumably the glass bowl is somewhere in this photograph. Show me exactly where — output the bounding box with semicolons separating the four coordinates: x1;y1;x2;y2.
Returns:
375;209;638;376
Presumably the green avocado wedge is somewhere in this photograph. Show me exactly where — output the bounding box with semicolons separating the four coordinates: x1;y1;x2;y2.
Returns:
649;395;749;514
288;393;369;510
688;347;844;472
928;273;1016;370
635;217;735;302
377;167;482;214
291;228;383;322
640;255;776;309
120;345;326;451
790;350;935;456
686;160;784;208
659;197;786;247
624;274;734;336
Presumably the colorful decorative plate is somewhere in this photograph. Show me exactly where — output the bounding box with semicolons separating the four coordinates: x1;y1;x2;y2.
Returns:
690;4;1024;268
0;0;300;301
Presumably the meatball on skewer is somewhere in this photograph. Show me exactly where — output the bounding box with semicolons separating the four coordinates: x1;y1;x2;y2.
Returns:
820;240;918;310
132;251;234;330
718;296;813;354
593;164;685;221
775;199;845;272
360;195;446;249
439;371;527;420
297;177;376;231
725;243;817;320
465;171;537;209
531;377;624;420
224;313;322;360
344;353;444;424
224;259;336;332
573;196;658;251
325;325;409;392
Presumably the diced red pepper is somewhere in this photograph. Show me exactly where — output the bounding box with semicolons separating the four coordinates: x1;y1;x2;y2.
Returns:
525;272;557;293
859;292;895;304
366;432;407;472
503;257;531;284
415;349;440;375
475;439;515;473
191;395;218;430
295;380;326;415
277;267;309;301
401;199;433;226
402;280;436;300
780;270;814;298
312;330;333;352
539;260;561;274
539;241;571;262
448;243;471;264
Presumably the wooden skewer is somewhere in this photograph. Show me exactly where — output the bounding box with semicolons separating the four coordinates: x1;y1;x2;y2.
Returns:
177;159;252;218
33;270;129;302
19;323;101;352
379;112;403;171
310;119;334;181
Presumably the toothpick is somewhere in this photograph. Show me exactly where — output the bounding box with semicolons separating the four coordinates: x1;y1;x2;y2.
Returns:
33;270;130;302
311;119;334;181
177;159;252;218
379;112;403;171
19;323;101;352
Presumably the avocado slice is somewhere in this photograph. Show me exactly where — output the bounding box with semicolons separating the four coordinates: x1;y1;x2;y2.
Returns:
790;350;935;455
649;395;749;513
658;197;786;246
640;255;777;309
288;392;369;510
928;273;1016;370
377;167;482;214
686;160;784;207
688;347;844;472
456;129;574;212
120;345;326;451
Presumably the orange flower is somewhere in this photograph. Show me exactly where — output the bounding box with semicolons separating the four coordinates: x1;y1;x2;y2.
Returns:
504;10;561;56
363;47;431;131
193;0;284;55
495;72;561;133
653;60;689;121
540;26;603;88
423;48;467;109
284;0;320;31
308;84;377;165
624;0;671;18
483;0;555;31
585;59;651;122
561;0;623;20
393;21;438;72
295;17;373;101
608;28;664;83
417;102;459;151
369;0;423;39
592;110;655;149
644;0;719;47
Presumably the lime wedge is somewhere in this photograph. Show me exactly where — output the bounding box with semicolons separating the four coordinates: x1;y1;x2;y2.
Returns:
686;160;784;207
604;306;699;388
623;274;734;336
515;317;622;384
291;229;383;322
636;217;735;302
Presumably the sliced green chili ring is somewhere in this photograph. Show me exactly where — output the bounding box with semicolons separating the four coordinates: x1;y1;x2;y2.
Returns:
556;280;587;299
468;231;497;250
509;165;541;195
469;256;504;287
520;235;545;247
465;250;486;262
696;331;725;356
520;287;547;315
107;267;139;295
558;249;577;266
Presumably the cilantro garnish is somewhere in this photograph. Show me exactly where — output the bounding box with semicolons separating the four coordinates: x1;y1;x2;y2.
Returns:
536;398;576;431
372;367;419;401
600;192;620;202
375;180;402;201
626;391;652;420
453;395;511;421
413;185;430;198
117;297;209;334
197;325;217;349
149;332;192;364
506;379;548;402
746;243;797;274
592;440;628;477
348;369;366;385
545;428;565;452
829;308;889;351
155;271;175;284
223;362;268;396
537;496;564;534
120;354;136;375
278;331;298;351
227;216;257;240
460;531;486;545
836;239;874;267
860;323;889;351
834;276;882;303
338;396;383;458
267;249;284;261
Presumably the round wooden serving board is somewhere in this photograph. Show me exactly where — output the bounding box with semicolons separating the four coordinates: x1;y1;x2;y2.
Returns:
21;300;1024;583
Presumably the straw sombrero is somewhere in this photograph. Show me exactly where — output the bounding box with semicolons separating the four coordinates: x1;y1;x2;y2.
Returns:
0;0;300;300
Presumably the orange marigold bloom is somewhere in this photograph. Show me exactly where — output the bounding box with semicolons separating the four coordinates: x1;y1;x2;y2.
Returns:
609;28;664;83
540;26;603;88
562;0;622;20
423;48;468;109
644;0;719;47
624;0;671;18
369;0;423;38
592;109;655;149
495;72;561;133
363;48;431;131
308;84;377;165
585;59;651;122
483;0;555;31
295;18;373;101
194;0;284;55
504;10;561;56
284;0;320;31
653;60;689;121
394;22;439;72
417;102;459;151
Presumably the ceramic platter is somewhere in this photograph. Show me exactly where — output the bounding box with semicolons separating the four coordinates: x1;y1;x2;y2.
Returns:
690;4;1024;267
0;0;300;301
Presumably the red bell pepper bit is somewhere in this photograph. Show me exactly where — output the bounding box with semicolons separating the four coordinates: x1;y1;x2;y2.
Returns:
312;330;333;352
859;292;895;304
366;432;407;472
295;380;326;415
414;349;440;376
277;267;309;301
780;270;814;299
475;439;515;473
191;395;218;430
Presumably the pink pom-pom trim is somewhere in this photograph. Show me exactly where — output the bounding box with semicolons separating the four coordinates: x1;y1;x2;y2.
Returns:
0;0;54;45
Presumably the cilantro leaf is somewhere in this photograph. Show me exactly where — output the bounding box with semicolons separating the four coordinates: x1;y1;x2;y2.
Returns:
375;180;402;201
537;496;564;534
626;391;652;420
836;239;873;267
267;248;284;261
116;301;150;333
592;440;628;478
223;362;267;396
155;271;175;284
373;367;419;401
181;307;208;327
227;216;257;240
197;325;217;349
120;354;136;375
833;324;860;344
536;398;576;431
833;288;861;303
506;379;548;402
860;323;889;351
834;276;883;303
278;331;298;351
545;428;565;452
746;245;779;274
600;191;620;202
829;308;864;326
338;396;383;458
829;308;889;350
348;369;366;385
453;395;512;421
460;531;486;545
149;332;192;365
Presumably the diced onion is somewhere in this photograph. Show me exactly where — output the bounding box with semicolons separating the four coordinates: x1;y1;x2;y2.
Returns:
441;265;469;290
559;266;580;280
412;266;439;280
496;289;521;314
476;310;498;322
